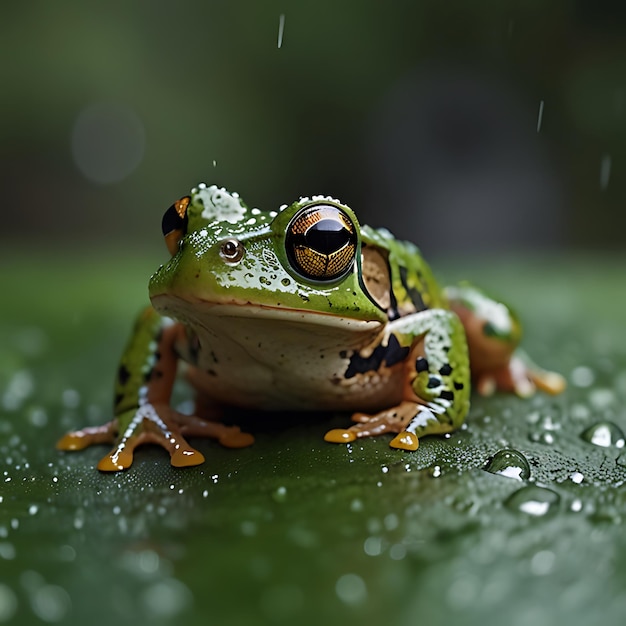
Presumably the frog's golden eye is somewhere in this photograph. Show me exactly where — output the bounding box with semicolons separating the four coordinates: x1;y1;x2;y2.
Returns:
286;204;357;281
162;196;190;255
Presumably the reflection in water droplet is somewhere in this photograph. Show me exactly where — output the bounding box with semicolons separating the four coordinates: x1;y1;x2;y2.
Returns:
484;449;531;481
581;422;626;449
505;486;560;517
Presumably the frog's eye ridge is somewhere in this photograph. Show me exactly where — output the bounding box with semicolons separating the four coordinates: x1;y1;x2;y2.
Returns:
162;196;190;255
286;204;357;281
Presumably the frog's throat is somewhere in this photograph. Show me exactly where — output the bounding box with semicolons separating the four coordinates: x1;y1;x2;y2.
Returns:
150;294;384;331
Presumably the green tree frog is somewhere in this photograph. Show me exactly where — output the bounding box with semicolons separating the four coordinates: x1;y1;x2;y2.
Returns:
57;184;565;471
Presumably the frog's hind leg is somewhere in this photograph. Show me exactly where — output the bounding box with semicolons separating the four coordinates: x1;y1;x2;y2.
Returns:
325;308;471;451
445;283;566;397
330;400;459;451
186;371;256;449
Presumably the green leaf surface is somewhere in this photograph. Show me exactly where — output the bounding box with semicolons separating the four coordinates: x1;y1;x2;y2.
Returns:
1;252;625;626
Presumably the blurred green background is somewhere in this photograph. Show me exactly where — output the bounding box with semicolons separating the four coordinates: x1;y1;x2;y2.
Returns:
2;2;626;626
3;0;626;255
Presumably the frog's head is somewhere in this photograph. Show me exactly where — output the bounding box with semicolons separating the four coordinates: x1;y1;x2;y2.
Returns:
149;184;387;330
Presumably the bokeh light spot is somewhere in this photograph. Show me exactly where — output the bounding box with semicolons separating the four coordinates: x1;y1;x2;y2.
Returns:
71;102;145;184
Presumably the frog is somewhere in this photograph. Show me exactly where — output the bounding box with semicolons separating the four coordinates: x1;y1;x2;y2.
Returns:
57;184;566;471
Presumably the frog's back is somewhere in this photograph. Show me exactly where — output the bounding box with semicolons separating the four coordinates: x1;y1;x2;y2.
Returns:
361;225;447;319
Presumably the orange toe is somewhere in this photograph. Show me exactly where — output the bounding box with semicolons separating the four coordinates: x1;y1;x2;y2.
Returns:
324;428;357;444
389;431;419;451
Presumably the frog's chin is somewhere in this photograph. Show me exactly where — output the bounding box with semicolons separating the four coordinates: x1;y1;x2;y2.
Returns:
150;294;384;331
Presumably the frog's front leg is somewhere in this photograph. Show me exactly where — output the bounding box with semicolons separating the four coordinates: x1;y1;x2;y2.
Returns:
57;307;253;471
445;283;566;397
325;309;470;451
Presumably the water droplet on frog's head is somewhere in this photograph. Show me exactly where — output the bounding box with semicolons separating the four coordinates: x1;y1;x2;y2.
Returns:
616;454;626;468
581;421;626;449
484;449;531;481
505;486;560;517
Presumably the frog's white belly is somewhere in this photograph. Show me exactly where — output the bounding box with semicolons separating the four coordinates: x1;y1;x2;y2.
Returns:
179;308;406;412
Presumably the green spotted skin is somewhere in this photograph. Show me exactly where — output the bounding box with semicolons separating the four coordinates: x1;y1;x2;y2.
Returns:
404;309;470;436
113;307;173;416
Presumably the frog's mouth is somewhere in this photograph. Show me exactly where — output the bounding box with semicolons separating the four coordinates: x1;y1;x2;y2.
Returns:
151;293;383;331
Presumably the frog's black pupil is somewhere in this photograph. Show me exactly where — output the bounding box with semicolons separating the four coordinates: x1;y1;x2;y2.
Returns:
305;219;350;254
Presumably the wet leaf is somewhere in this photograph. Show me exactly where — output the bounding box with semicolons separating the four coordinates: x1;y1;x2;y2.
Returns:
1;254;625;626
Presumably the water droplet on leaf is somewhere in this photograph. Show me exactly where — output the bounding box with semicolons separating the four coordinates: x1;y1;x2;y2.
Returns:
529;431;555;445
581;422;626;449
505;486;560;517
484;449;531;481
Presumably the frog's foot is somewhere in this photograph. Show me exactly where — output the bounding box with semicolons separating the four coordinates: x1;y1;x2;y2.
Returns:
172;413;255;449
476;354;566;398
325;402;443;452
56;423;118;451
58;404;254;472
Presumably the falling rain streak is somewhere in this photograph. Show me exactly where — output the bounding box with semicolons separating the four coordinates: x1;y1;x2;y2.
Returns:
600;154;611;190
536;100;544;133
277;14;285;48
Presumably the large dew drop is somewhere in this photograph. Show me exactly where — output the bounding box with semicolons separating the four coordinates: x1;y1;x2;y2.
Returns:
484;449;531;481
505;486;560;517
581;422;626;449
